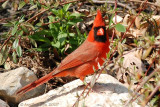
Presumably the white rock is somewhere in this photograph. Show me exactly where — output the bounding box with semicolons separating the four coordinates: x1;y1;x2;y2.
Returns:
0;99;9;107
19;74;141;107
0;67;45;103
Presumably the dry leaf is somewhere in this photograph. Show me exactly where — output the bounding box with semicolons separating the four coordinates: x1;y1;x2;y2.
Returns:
155;0;160;6
152;15;160;27
135;16;142;29
123;14;130;27
117;50;146;86
113;15;123;24
64;44;70;53
78;9;90;16
132;27;147;37
142;47;153;60
135;49;143;59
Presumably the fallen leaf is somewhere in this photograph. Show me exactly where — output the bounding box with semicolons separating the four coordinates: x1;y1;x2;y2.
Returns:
123;14;130;26
113;15;123;24
135;16;142;29
117;50;146;86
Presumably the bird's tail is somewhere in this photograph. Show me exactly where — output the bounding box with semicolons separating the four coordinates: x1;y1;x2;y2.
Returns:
16;71;54;95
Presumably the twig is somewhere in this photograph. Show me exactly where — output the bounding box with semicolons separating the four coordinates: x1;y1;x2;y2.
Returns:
26;0;82;23
145;49;160;75
143;82;160;106
91;0;134;12
26;9;48;23
124;67;160;106
114;0;117;24
128;49;160;105
0;31;11;52
72;82;90;107
129;0;160;8
121;0;148;40
60;0;82;5
0;0;6;3
42;20;60;26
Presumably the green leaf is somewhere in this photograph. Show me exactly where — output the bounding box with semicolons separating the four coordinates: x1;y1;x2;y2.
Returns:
54;2;60;8
18;1;26;10
150;95;159;106
72;18;83;22
23;22;35;30
12;52;17;63
59;9;63;19
120;57;124;63
0;45;9;65
3;22;13;27
12;25;18;35
69;38;77;45
48;16;54;22
12;39;19;49
58;33;67;40
32;48;48;52
11;21;19;25
2;0;9;8
51;41;60;48
69;33;75;37
109;14;114;29
29;5;37;10
122;38;126;44
39;43;50;48
107;51;110;59
29;35;51;43
150;35;155;42
30;39;37;47
19;15;25;23
16;30;23;36
70;13;81;18
134;39;138;45
58;33;67;45
21;25;28;33
63;3;71;12
115;23;126;32
42;5;49;9
60;48;65;54
51;9;59;16
16;46;22;57
67;21;76;25
35;22;42;27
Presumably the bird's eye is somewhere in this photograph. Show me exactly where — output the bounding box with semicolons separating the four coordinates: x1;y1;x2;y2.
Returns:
96;28;104;36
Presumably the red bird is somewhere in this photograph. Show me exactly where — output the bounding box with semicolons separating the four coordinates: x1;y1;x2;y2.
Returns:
16;10;110;95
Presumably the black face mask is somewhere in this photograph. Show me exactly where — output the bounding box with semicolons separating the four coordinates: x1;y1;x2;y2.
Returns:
94;26;107;43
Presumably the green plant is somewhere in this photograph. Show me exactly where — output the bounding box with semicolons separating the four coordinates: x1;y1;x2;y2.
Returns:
0;15;26;64
29;3;86;56
0;2;86;66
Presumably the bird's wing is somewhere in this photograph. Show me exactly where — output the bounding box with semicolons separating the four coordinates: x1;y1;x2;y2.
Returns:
56;40;100;72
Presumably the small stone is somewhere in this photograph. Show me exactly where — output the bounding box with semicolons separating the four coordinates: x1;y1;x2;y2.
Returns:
0;99;9;107
0;67;45;103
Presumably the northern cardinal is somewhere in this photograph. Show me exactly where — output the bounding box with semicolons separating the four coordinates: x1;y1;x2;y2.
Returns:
16;10;110;95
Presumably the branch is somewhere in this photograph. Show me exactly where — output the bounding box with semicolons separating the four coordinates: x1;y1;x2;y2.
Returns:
129;0;160;8
0;31;11;52
143;82;160;106
26;0;82;23
124;67;160;106
91;0;135;12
